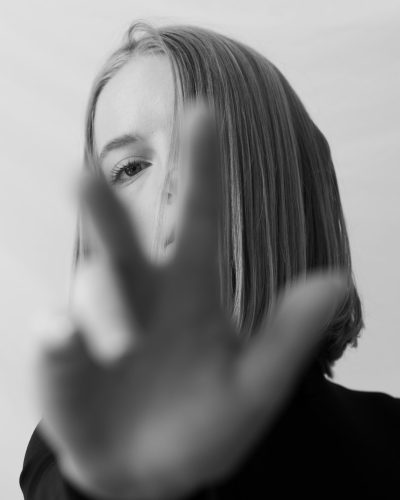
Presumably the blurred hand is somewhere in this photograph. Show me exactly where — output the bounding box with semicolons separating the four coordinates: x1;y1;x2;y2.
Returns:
35;102;347;500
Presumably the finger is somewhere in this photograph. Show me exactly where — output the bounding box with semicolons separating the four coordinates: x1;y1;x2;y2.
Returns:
77;171;155;330
78;171;148;268
173;100;221;288
32;311;101;454
234;270;348;410
71;257;139;362
33;311;96;406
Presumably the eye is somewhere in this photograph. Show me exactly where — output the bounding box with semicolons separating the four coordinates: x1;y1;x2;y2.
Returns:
110;159;152;185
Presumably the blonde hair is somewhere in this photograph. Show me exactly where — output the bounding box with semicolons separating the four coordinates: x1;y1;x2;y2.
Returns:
74;20;364;378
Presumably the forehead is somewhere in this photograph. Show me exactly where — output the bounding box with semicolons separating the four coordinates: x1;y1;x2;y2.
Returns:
94;53;175;152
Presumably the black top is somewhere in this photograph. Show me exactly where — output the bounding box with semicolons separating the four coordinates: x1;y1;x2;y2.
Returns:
19;362;400;499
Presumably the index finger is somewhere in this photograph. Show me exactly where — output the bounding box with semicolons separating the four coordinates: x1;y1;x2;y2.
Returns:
77;170;155;330
78;172;146;265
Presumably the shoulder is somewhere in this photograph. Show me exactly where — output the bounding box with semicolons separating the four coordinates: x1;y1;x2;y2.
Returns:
298;375;400;470
294;362;400;421
270;365;400;462
221;371;400;498
324;377;400;428
20;422;94;500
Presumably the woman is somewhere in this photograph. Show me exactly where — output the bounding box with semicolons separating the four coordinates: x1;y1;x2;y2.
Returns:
19;21;400;499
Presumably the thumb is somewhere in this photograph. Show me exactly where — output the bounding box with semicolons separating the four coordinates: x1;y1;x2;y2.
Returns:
235;270;348;409
32;310;92;366
31;310;100;458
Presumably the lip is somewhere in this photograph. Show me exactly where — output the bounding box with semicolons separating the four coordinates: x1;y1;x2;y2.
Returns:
164;239;174;249
164;229;175;248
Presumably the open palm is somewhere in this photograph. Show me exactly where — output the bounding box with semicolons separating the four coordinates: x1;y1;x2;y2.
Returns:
36;102;347;500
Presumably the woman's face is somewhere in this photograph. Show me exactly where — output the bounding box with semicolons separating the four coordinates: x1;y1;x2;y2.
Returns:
94;53;176;260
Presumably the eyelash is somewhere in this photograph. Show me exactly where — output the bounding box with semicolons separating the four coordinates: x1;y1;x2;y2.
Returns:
110;159;152;185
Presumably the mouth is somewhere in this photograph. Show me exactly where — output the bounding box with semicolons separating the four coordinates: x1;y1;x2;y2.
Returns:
164;225;176;248
164;233;175;248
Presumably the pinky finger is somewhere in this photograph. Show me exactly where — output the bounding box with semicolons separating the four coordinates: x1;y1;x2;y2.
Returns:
234;270;348;413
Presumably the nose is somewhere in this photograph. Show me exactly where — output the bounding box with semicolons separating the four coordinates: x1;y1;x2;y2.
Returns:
166;168;178;204
164;168;178;248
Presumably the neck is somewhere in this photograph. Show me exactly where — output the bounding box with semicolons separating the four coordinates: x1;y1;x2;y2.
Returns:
296;359;327;397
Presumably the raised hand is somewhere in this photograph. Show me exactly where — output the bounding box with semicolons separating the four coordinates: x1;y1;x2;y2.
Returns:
35;101;347;500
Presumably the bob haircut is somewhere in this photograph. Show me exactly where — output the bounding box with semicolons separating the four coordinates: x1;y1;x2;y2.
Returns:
74;20;364;378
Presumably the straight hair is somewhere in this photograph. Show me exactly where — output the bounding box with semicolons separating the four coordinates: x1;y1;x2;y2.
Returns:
73;20;364;378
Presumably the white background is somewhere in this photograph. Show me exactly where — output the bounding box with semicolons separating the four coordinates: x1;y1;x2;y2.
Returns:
1;1;399;498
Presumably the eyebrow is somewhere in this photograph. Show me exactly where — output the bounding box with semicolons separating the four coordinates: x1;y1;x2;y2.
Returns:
98;133;143;161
